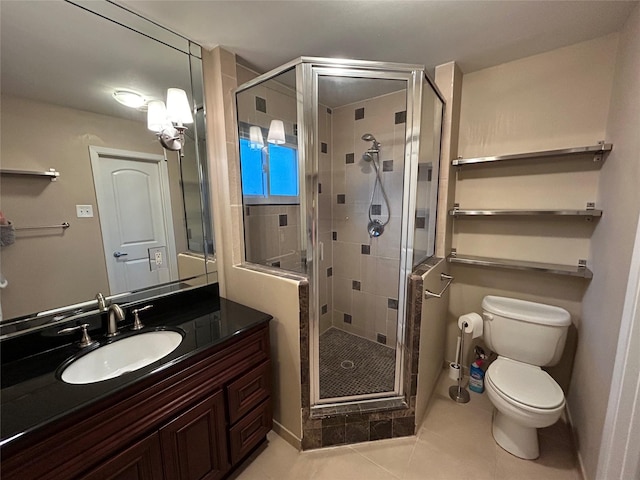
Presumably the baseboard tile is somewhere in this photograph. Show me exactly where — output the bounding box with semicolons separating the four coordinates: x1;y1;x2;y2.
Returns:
272;420;302;450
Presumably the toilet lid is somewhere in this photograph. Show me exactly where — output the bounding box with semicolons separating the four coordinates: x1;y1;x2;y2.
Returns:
488;358;564;409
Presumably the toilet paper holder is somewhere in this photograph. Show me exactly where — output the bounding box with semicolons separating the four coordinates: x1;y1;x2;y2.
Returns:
424;273;454;299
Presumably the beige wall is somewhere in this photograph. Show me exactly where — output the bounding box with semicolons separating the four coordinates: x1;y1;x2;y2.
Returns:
415;259;449;426
202;50;303;444
0;95;189;319
434;62;463;259
570;6;640;479
447;33;619;393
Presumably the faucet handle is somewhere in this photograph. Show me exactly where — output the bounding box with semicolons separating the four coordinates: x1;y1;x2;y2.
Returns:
58;323;96;348
96;293;107;312
131;304;153;331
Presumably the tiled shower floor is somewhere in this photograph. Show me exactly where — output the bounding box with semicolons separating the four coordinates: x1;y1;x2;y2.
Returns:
319;328;396;398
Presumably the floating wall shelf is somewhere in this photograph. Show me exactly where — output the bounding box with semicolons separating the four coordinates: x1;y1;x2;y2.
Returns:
0;168;60;181
449;207;603;218
447;252;593;279
452;143;612;167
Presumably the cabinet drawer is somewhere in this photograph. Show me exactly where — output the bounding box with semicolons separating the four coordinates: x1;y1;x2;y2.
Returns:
228;399;272;465
227;360;271;425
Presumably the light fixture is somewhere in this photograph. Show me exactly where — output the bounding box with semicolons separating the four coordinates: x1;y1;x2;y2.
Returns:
147;88;193;153
267;120;286;145
112;89;146;109
249;126;265;149
147;100;170;132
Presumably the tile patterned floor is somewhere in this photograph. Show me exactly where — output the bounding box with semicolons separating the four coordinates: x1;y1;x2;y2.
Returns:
319;328;396;398
230;370;582;480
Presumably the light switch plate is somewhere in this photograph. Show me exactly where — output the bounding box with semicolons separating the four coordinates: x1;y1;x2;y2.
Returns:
76;205;93;217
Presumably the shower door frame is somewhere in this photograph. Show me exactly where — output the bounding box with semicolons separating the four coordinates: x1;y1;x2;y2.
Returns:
303;58;425;407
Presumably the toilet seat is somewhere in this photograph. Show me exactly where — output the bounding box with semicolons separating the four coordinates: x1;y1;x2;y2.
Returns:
486;357;564;412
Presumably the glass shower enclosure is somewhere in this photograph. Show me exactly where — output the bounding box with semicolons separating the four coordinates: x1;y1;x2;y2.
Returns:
235;57;444;409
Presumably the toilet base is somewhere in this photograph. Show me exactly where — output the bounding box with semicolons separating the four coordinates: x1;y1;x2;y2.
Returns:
492;410;540;460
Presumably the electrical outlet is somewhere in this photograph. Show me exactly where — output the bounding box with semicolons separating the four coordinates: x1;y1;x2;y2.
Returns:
76;205;93;218
148;247;167;271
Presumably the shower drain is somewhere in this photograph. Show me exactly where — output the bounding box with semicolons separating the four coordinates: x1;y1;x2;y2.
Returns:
340;360;355;370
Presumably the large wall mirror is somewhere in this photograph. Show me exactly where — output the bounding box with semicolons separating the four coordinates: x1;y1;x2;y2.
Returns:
0;0;215;330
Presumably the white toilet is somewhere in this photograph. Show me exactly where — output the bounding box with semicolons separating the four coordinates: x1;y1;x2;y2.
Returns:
481;295;570;460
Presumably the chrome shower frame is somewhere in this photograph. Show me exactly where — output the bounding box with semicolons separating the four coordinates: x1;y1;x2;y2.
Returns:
235;56;445;410
306;58;430;407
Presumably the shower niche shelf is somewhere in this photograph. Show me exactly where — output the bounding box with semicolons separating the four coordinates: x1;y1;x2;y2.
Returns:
447;252;593;279
451;142;612;167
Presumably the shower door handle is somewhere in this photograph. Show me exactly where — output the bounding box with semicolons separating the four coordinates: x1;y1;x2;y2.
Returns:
424;273;454;299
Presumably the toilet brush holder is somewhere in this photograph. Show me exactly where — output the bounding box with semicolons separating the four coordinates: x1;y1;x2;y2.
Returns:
449;321;470;404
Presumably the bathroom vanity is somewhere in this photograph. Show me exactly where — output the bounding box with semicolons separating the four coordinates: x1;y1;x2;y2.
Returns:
0;286;272;480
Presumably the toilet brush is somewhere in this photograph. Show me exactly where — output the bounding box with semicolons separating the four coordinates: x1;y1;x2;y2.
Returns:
449;321;470;403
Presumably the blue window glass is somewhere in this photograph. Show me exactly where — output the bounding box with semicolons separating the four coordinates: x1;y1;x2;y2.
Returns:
239;138;265;196
268;144;298;196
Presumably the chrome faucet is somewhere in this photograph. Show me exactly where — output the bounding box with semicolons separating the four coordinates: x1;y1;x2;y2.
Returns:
106;303;125;337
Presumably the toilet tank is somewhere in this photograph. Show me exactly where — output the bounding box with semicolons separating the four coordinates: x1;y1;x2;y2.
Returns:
482;296;571;366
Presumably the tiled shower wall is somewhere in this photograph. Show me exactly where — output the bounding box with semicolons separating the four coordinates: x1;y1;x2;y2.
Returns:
244;204;301;271
321;91;408;346
318;105;334;333
237;75;303;271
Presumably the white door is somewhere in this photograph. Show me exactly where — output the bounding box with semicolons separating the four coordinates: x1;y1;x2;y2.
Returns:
90;146;178;295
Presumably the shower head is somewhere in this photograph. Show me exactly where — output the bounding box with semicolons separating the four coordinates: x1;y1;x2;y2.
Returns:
362;133;381;152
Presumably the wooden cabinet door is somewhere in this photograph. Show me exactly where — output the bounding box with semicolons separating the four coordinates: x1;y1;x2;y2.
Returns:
160;390;230;480
80;433;164;480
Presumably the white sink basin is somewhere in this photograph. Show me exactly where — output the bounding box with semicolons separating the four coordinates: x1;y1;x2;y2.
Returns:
61;330;183;384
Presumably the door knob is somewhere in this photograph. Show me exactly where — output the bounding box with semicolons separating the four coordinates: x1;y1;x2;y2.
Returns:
113;251;128;258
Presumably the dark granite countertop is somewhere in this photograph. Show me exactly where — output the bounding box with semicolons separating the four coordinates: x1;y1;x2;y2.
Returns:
0;285;272;447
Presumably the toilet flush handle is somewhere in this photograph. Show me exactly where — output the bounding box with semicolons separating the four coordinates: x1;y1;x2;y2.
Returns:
483;312;494;321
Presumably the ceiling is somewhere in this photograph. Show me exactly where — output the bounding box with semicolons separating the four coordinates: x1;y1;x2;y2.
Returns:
1;0;194;122
117;0;637;75
1;1;636;122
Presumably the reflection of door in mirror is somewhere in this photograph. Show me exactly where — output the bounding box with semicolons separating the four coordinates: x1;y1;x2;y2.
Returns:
90;147;179;294
0;0;215;322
